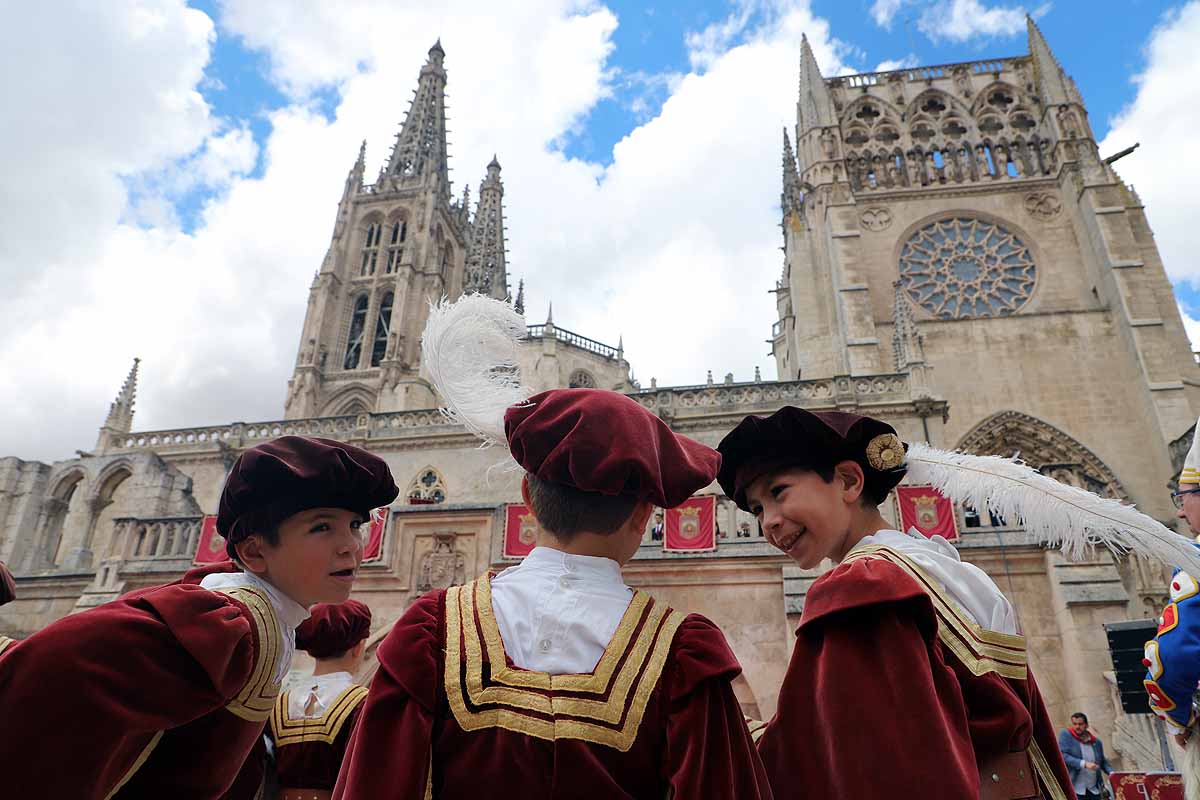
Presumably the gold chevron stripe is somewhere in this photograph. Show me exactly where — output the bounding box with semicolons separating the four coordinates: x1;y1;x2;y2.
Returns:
216;586;284;722
269;685;369;746
103;731;164;800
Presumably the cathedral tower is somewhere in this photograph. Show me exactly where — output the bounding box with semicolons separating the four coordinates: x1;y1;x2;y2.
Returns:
284;42;511;418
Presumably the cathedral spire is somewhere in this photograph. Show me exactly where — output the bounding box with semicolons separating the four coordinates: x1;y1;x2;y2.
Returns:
97;358;139;449
781;128;803;220
891;282;925;370
1026;16;1073;106
514;278;525;315
383;41;451;203
462;156;508;299
797;34;835;136
344;139;366;200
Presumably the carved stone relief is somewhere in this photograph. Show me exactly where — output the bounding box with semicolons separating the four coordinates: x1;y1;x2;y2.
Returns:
859;207;893;232
1023;192;1062;221
416;532;466;591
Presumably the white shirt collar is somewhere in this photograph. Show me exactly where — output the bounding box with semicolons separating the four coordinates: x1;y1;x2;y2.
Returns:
199;569;311;682
308;670;354;686
519;546;624;583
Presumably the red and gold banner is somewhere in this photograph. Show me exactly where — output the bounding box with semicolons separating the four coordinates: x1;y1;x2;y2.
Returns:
664;495;717;553
193;515;227;565
1109;772;1183;800
894;485;958;541
504;504;541;558
363;507;390;562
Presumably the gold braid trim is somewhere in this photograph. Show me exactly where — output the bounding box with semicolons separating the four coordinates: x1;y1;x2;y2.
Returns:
269;685;369;746
0;635;14;656
745;717;769;744
103;730;164;800
443;578;687;752
1028;739;1070;800
424;748;433;800
843;545;1028;680
215;585;284;722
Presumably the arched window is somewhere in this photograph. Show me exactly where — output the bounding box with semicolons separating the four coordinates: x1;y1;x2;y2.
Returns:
568;369;596;389
360;222;381;277
343;295;369;369
386;220;406;274
408;467;447;504
441;245;451;276
370;292;394;367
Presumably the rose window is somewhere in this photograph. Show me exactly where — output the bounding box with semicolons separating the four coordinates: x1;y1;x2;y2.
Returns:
898;217;1036;319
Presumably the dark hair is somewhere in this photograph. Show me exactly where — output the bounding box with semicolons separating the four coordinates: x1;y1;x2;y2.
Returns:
1071;712;1088;724
525;474;640;540
225;511;281;562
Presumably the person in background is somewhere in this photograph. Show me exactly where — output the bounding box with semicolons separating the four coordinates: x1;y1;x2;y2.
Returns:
1057;713;1112;799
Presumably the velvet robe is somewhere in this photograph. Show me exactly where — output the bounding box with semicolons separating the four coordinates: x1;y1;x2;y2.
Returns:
0;567;282;799
268;684;367;792
333;575;772;799
754;544;1073;800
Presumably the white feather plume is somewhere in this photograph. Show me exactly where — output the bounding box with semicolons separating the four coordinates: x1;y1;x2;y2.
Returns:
421;294;527;447
905;442;1200;573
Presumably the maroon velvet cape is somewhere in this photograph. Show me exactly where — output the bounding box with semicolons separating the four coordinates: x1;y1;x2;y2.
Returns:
753;544;1073;800
268;683;367;791
0;574;283;799
333;576;772;799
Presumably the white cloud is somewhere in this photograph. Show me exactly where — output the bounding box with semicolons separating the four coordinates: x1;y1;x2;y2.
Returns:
871;0;905;29
1100;1;1200;287
1178;303;1200;352
918;0;1027;42
874;54;919;72
0;0;852;463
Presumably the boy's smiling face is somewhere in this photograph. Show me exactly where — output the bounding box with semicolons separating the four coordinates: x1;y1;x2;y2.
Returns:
743;464;861;569
238;507;365;607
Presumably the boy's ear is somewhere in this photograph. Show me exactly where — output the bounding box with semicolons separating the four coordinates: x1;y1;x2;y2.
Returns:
628;500;654;534
834;461;866;504
520;474;533;509
233;534;270;576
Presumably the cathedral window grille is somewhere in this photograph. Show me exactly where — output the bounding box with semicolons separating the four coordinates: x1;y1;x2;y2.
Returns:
441;245;451;276
407;467;446;504
360;223;381;276
385;221;407;274
898;216;1037;320
568;369;597;389
370;292;393;367
343;295;369;369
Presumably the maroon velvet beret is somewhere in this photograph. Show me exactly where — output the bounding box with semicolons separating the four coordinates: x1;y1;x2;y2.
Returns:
504;389;720;508
717;407;907;511
217;436;398;545
296;599;372;659
0;561;15;606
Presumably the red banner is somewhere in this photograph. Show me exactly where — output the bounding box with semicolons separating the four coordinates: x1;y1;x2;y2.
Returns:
363;507;390;562
895;485;959;541
1109;772;1183;800
193;515;227;565
503;504;541;558
664;495;717;552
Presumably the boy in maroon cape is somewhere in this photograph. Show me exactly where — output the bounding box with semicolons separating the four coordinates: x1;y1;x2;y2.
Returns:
0;436;397;799
718;407;1073;800
267;599;373;799
334;389;771;799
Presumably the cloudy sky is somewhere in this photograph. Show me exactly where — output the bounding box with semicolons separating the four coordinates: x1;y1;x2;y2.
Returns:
2;0;1198;463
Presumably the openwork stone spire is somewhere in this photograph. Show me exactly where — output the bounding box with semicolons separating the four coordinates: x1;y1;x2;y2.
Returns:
1026;16;1073;106
384;41;451;203
892;281;925;369
781;128;803;220
797;34;835;136
463;156;508;299
97;358;139;450
514;278;525;315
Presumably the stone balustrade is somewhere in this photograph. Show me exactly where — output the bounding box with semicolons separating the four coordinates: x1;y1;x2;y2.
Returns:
114;516;202;561
837;57;1013;89
103;374;932;455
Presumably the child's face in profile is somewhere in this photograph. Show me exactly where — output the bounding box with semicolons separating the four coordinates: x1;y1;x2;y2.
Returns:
251;507;365;607
744;466;854;568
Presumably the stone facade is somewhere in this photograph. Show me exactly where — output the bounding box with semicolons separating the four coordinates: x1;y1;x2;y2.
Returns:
0;29;1194;764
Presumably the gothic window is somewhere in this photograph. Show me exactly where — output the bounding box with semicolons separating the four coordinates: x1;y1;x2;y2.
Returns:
440;245;451;276
360;222;381;277
568;369;596;389
874;127;900;144
343;295;369;369
845;128;869;146
854;103;881;123
385;221;407;274
408;467;447;504
920;96;946;116
370;292;393;367
1011;113;1036;131
987;90;1015;110
898;216;1037;319
911;123;936;142
941;119;968;138
979;116;1004;135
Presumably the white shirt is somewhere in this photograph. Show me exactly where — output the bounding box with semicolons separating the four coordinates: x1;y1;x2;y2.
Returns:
199;570;310;683
288;670;355;719
490;547;633;674
860;528;1018;634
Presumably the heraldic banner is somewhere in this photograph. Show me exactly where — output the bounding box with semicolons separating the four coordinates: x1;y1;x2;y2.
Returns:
894;485;958;541
363;507;390;562
193;515;226;565
1109;772;1183;800
504;503;541;558
664;495;717;553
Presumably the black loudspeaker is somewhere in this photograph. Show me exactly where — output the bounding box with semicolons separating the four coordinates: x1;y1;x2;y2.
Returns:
1103;619;1159;716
